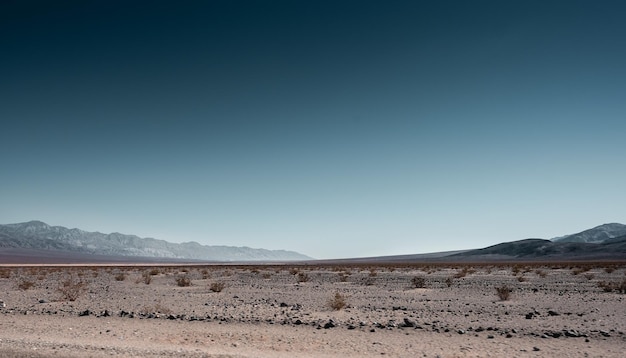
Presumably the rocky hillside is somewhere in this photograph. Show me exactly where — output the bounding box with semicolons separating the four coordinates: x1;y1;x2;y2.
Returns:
551;223;626;244
0;221;312;261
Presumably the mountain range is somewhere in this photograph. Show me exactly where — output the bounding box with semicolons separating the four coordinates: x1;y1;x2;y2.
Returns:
1;221;625;264
448;223;626;261
0;221;312;262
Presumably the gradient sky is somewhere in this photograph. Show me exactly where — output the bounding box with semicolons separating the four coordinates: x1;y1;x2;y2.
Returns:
1;1;625;259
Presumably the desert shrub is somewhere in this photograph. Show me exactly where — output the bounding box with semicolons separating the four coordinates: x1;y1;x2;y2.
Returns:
201;269;211;279
57;276;86;301
362;277;376;286
444;277;453;287
496;285;512;301
453;269;467;279
584;273;595;280
176;275;192;287
605;267;615;274
368;269;378;277
149;268;161;276
411;275;426;288
261;272;271;279
517;276;527;282
0;269;11;278
17;279;35;290
296;272;310;283
114;272;127;281
535;269;547;278
289;268;299;275
209;281;225;292
136;270;152;284
250;268;260;274
328;292;347;310
338;272;349;282
598;279;626;293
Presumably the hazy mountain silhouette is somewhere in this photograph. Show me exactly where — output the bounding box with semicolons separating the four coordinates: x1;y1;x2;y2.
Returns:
0;221;312;262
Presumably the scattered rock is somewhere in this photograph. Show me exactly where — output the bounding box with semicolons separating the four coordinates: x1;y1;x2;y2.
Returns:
78;310;91;317
533;347;540;351
548;310;560;316
323;320;335;329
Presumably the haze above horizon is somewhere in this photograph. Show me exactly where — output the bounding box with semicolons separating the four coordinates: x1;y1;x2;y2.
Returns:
1;1;625;259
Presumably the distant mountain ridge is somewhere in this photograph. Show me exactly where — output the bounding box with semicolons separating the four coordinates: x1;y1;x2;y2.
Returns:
551;223;626;244
0;221;312;262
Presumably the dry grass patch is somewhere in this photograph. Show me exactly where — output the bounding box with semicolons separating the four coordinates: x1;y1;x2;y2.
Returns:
496;285;512;301
175;275;192;287
209;282;226;292
57;276;86;302
328;292;348;310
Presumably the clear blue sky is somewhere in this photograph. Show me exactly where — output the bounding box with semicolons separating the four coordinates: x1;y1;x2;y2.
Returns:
1;1;625;259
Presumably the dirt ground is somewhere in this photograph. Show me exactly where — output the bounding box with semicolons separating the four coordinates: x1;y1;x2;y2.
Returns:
1;262;625;357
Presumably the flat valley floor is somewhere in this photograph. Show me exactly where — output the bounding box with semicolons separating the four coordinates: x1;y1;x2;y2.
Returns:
1;262;624;357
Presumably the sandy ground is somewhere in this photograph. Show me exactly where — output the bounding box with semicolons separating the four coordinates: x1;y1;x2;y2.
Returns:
1;263;625;357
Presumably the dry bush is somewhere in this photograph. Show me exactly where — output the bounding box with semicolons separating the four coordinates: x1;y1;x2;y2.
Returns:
584;273;595;280
605;267;615;274
149;268;161;276
328;292;347;310
598;279;626;293
517;276;527;282
114;272;127;281
362;277;376;286
57;276;86;301
17;279;35;290
0;269;11;278
296;272;310;283
444;277;453;287
176;275;192;287
338;272;349;282
201;269;211;279
535;269;547;278
262;272;271;279
496;285;512;301
136;270;152;284
289;268;299;275
453;269;467;279
368;269;378;277
209;281;225;292
411;275;426;288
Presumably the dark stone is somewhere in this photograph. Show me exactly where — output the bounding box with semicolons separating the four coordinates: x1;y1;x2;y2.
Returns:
294;319;302;325
533;347;540;351
565;330;580;338
525;313;534;319
323;320;335;329
548;310;560;316
401;318;416;328
78;310;91;317
279;302;288;307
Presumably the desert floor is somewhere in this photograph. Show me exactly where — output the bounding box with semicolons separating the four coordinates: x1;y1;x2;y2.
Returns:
0;262;625;357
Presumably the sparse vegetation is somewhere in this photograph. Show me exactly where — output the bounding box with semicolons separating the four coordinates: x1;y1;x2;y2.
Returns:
496;285;512;301
296;272;310;283
57;276;86;301
137;270;152;284
175;275;192;287
114;272;127;281
328;292;347;310
17;279;35;290
411;275;426;288
209;281;225;292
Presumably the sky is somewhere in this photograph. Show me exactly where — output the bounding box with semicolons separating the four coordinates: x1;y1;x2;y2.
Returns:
1;0;625;259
